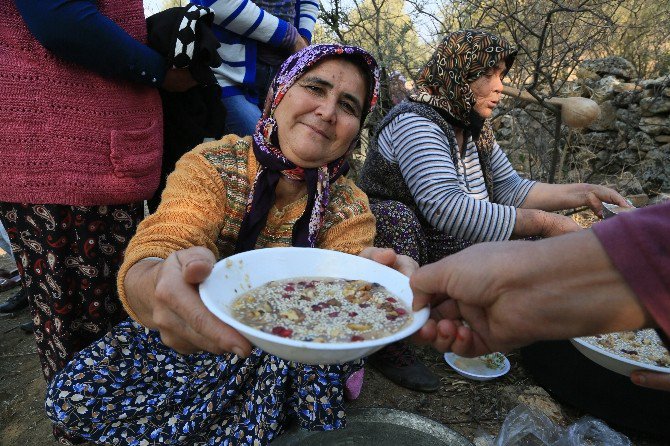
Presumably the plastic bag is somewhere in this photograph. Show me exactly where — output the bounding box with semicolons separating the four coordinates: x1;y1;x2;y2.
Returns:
474;404;631;446
557;416;631;446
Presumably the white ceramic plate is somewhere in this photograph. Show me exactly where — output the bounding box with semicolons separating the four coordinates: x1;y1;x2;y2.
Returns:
571;337;670;376
443;352;510;381
199;247;429;365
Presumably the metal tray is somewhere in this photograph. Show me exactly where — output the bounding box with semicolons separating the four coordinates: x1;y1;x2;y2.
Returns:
272;407;474;446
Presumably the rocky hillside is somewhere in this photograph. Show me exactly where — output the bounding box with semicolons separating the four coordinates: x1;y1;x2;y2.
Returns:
496;57;669;203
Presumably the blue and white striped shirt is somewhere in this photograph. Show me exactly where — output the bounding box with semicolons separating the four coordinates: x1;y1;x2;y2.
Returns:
193;0;319;98
377;113;535;242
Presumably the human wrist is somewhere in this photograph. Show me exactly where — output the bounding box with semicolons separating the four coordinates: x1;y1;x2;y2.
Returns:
122;258;163;327
512;208;548;237
497;241;557;337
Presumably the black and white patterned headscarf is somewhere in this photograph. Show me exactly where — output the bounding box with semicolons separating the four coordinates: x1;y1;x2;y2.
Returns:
411;29;517;129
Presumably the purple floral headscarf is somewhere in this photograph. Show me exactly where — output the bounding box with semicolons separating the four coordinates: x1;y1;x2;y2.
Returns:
234;44;380;253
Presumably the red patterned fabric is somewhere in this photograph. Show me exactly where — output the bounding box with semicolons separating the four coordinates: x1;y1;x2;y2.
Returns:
0;1;163;206
0;203;142;381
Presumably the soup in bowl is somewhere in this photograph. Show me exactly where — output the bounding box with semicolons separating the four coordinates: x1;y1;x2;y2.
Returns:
199;247;429;365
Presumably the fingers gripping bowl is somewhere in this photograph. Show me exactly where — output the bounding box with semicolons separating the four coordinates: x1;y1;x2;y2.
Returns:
200;247;429;365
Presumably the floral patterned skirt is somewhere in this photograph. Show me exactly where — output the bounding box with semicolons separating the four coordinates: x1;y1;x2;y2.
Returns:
369;199;472;265
46;319;361;445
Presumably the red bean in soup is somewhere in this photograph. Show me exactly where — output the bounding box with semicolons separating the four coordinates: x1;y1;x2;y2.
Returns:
231;277;412;343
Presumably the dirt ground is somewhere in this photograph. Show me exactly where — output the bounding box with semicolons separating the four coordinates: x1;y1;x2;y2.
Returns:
0;246;666;446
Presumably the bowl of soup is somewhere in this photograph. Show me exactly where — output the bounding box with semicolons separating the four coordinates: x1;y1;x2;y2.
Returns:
571;329;670;376
199;247;429;364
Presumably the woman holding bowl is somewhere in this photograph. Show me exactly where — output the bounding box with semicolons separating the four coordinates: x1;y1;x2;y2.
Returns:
45;44;415;445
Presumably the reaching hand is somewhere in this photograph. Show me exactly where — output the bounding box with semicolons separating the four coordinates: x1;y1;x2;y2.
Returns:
125;247;252;357
410;230;651;358
410;242;533;356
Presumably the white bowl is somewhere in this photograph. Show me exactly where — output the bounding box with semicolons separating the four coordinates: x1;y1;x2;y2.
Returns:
571;337;670;376
443;352;510;381
199;247;429;365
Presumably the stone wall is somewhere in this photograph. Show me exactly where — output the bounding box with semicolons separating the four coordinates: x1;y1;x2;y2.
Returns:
495;57;670;198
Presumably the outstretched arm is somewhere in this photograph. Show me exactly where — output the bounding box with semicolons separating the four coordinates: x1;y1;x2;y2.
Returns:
15;0;196;91
520;182;630;217
410;229;653;356
118;142;252;356
387;114;581;241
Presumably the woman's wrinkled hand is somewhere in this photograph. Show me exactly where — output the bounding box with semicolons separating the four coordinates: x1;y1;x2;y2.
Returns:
580;184;631;218
125;247;253;357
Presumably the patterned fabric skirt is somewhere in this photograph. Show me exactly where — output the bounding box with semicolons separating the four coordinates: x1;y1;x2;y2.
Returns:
369;200;472;266
0;203;142;383
46;319;362;445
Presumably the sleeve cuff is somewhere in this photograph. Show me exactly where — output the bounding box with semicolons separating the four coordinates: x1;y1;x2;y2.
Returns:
279;23;299;50
128;45;169;86
299;28;312;42
592;214;670;337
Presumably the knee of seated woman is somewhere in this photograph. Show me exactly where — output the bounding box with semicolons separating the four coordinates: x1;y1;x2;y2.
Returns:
45;373;79;428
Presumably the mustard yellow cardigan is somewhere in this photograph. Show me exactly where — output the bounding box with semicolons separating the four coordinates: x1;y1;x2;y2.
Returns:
117;135;376;320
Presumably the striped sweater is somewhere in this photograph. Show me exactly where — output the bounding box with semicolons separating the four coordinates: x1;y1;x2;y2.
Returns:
361;111;535;243
117;135;375;318
192;0;319;98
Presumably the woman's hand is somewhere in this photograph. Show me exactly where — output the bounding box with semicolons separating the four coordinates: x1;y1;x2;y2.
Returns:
124;247;253;357
631;371;670;392
291;35;309;54
521;182;631;218
162;67;198;92
579;184;631;218
359;247;419;278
